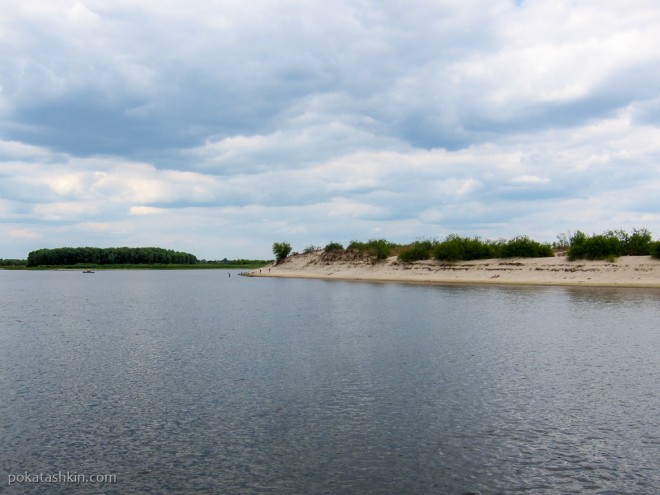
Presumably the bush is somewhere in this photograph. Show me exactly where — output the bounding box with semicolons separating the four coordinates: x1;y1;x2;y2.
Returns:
347;240;367;252
567;228;653;260
272;242;292;263
367;239;394;260
398;240;435;262
620;228;653;255
568;233;621;260
430;234;555;261
553;232;570;251
303;245;320;254
650;241;660;259
433;235;496;261
500;236;554;258
347;239;395;260
324;242;344;252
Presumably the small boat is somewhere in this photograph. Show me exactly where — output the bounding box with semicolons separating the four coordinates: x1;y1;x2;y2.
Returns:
82;269;95;273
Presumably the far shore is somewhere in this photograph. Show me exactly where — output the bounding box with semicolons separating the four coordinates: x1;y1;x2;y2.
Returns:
246;252;660;289
0;263;269;271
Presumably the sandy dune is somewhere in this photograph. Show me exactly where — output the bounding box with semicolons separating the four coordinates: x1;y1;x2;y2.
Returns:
247;252;660;288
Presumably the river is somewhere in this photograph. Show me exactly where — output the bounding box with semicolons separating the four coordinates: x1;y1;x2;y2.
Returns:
1;270;658;494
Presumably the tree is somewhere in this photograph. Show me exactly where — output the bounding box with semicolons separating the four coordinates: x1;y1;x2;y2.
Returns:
272;242;292;263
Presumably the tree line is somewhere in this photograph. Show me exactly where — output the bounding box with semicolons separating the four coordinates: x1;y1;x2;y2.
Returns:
0;259;27;267
26;247;198;267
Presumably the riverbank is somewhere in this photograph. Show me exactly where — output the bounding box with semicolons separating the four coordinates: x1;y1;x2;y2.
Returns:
246;252;660;288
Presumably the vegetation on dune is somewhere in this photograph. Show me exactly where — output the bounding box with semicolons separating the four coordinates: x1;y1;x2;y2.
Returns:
397;235;553;262
347;239;398;260
650;241;660;259
324;242;344;252
567;228;653;260
499;236;555;258
397;239;435;262
431;235;498;261
274;227;658;264
272;242;292;264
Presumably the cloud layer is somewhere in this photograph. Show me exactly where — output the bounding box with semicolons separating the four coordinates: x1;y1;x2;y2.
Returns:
2;0;660;259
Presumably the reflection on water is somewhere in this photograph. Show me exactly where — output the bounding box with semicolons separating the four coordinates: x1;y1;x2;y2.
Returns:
0;271;658;494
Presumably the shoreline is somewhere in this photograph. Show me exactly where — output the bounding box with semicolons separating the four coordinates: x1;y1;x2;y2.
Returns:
246;252;660;289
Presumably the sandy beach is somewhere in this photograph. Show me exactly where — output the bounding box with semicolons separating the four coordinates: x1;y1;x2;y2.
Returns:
247;251;660;288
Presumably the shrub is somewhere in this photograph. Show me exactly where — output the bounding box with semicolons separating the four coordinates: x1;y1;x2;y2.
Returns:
430;234;554;261
367;239;394;260
567;228;653;260
568;231;620;260
500;236;554;258
621;228;652;255
303;245;320;254
324;242;344;252
650;241;660;259
398;239;435;262
347;240;368;252
433;235;496;261
346;239;395;259
272;242;292;263
553;232;570;251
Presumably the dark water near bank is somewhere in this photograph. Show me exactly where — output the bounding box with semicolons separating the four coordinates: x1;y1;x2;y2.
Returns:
0;271;658;494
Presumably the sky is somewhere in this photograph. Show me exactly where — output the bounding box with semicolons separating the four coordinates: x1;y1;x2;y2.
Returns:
2;0;660;260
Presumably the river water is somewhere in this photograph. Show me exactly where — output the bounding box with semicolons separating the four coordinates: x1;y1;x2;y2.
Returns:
0;270;658;494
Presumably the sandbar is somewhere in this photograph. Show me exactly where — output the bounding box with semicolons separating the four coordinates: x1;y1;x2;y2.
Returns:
246;252;660;289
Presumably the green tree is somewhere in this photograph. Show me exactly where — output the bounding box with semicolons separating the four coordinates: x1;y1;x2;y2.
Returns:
272;242;292;263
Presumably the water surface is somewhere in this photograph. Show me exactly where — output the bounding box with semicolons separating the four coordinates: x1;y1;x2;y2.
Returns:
1;270;658;493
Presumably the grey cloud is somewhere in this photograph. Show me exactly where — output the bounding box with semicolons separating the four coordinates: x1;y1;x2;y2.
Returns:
1;1;505;160
631;97;660;126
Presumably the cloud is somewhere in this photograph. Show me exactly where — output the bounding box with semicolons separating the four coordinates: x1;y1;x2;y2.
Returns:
1;1;660;258
510;175;549;185
8;228;40;240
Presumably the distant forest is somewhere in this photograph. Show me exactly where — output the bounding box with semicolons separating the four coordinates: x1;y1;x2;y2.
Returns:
26;247;198;267
0;259;26;267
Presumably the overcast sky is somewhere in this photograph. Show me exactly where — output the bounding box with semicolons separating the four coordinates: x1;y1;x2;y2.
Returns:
2;0;660;260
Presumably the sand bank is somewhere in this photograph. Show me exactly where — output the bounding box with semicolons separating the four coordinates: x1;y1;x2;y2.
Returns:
246;252;660;288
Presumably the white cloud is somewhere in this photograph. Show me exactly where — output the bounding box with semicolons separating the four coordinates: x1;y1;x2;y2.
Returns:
129;206;167;216
33;201;99;221
511;175;549;185
8;228;40;240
